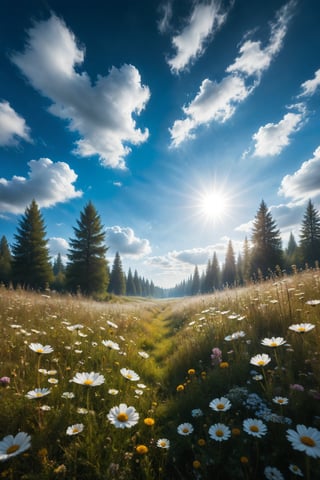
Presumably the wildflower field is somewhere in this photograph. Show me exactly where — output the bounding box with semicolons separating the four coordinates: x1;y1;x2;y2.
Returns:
1;270;320;480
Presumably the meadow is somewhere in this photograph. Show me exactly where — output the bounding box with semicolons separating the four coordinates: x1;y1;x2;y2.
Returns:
0;269;320;480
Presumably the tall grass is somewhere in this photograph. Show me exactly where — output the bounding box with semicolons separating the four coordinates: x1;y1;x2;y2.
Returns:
1;270;320;479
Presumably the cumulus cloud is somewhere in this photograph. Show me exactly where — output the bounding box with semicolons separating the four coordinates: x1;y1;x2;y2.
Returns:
167;1;231;74
170;0;296;147
11;14;150;169
252;110;304;157
105;226;151;257
278;146;320;202
0;158;82;214
298;68;320;97
0;100;31;146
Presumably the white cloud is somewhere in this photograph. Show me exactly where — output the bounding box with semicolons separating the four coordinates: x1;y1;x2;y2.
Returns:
11;15;150;169
0;158;82;214
252;111;304;157
170;0;296;146
235;220;253;233
167;1;230;74
0;100;31;146
298;68;320;97
157;1;173;34
105;226;151;257
278;146;320;202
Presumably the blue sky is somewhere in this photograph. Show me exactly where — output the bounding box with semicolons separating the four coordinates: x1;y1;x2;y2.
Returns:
1;0;320;288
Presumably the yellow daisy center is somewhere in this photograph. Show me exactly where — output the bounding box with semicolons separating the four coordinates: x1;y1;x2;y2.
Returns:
72;428;79;433
36;392;43;397
216;403;225;410
270;342;277;347
257;360;265;366
6;445;19;455
126;374;132;379
117;413;129;422
250;425;259;433
36;349;44;353
277;399;284;404
83;379;93;385
159;441;167;447
216;429;224;437
298;327;305;332
182;428;189;433
300;436;315;447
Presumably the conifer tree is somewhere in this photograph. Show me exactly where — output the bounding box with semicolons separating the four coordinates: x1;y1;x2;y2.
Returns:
66;201;108;295
52;253;66;291
211;252;221;290
222;240;236;286
126;268;136;296
191;265;200;295
299;200;320;267
285;232;299;270
250;200;283;277
108;252;126;295
11;200;53;289
242;237;251;283
133;270;142;296
0;235;12;286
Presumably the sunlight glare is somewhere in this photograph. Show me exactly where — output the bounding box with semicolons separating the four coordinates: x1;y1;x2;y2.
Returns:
198;190;229;222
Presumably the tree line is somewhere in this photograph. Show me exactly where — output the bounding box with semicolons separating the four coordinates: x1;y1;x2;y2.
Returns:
168;199;320;297
0;199;319;298
0;200;162;298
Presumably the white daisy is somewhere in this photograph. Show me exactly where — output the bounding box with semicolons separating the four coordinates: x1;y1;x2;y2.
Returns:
243;418;267;438
286;424;320;458
66;424;84;436
25;388;51;399
138;351;149;359
107;403;139;429
29;343;53;354
102;340;120;350
107;320;118;329
157;438;170;449
305;299;320;306
209;397;232;412
250;353;271;367
264;466;284;480
72;372;105;387
288;464;304;476
0;432;31;462
272;396;288;405
61;392;75;399
120;368;140;382
177;423;194;436
208;423;231;442
191;408;203;417
108;388;119;395
288;323;315;333
261;337;286;347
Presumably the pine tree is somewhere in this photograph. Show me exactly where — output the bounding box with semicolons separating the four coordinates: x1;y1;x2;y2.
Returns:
11;200;53;289
299;200;320;267
222;240;236;286
285;232;299;270
0;235;12;286
108;252;126;295
191;265;200;295
250;200;283;277
133;270;142;296
126;268;136;295
66;201;108;295
242;237;251;283
52;253;66;291
211;252;221;290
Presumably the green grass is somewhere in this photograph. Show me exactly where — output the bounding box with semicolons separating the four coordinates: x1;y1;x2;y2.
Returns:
1;270;320;479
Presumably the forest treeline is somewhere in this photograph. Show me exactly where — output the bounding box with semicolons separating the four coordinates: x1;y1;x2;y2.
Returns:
0;199;319;298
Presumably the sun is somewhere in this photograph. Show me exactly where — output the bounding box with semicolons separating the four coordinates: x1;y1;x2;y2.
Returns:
198;190;229;222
